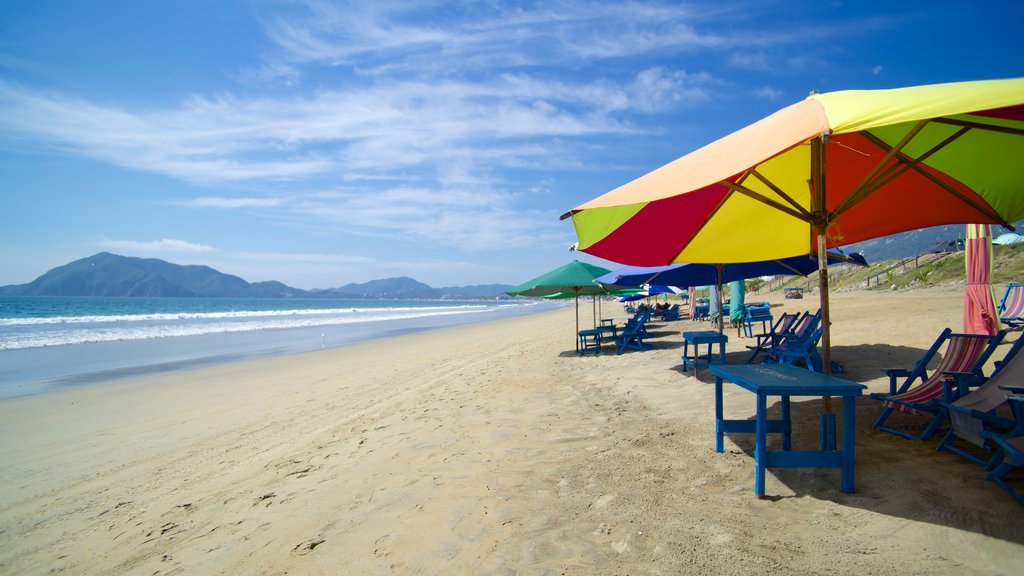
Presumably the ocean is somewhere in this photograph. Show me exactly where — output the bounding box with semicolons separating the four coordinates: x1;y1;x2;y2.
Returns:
0;296;558;400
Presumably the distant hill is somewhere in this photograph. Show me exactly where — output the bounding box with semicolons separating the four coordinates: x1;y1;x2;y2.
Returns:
437;284;516;299
844;222;1024;262
0;253;512;299
317;277;440;299
0;252;307;298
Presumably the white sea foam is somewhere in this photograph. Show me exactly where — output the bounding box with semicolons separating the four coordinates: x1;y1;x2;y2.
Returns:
0;304;489;326
0;305;496;350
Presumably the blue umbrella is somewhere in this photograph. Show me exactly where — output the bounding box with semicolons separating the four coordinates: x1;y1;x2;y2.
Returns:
597;251;867;332
596;251;866;289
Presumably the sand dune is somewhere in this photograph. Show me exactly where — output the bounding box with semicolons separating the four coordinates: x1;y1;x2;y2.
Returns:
1;286;1022;574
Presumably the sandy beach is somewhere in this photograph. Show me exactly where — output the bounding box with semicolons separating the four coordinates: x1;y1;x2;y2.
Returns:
1;286;1023;575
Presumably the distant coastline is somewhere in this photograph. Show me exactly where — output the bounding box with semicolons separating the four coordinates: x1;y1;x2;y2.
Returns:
0;252;514;300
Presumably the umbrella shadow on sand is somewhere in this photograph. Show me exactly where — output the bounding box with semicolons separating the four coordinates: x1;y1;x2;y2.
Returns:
717;343;1024;544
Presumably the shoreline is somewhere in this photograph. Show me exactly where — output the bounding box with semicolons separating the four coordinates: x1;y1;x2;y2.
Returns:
0;300;560;400
1;288;1022;574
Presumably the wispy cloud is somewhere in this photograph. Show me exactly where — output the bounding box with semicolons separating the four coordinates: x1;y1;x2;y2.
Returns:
753;86;784;100
175;197;284;209
98;238;215;253
233;251;373;264
0;1;899;266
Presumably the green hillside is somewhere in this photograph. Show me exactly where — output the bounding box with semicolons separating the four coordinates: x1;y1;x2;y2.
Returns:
759;242;1024;295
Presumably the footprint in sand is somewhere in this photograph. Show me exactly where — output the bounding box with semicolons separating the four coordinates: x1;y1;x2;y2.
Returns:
291;537;325;555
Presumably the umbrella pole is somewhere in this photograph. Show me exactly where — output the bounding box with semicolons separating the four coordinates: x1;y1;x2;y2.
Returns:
818;233;833;388
716;264;725;334
575;293;580;352
813;135;837;452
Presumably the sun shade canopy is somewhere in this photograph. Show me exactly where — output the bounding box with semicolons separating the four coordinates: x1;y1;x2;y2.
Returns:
563;77;1024;267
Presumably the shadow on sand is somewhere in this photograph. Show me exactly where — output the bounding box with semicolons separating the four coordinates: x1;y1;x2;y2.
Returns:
710;341;1024;545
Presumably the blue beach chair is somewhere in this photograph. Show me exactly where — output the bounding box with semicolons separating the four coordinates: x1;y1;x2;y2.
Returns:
998;283;1024;329
979;393;1024;506
935;336;1024;466
870;328;1005;441
745;311;800;364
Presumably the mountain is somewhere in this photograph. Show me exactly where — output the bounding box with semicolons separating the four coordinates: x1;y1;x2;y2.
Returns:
436;284;515;299
320;277;440;299
844;222;1024;263
0;253;512;299
0;252;307;298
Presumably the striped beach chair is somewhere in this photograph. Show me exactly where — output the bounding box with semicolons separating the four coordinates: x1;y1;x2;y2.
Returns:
998;283;1024;329
870;328;1005;441
936;336;1024;466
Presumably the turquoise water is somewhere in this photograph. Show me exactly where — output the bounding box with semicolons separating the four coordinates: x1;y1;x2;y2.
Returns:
0;296;555;399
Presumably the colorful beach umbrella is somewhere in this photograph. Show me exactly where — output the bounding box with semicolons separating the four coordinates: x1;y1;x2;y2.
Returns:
964;224;999;335
563;77;1024;384
506;260;615;351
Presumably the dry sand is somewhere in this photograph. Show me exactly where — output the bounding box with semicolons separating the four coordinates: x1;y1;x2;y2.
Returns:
1;286;1022;575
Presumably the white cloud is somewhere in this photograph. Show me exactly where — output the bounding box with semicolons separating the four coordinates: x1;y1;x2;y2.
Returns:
98;238;215;253
176;197;284;209
872;65;883;75
753;86;784;100
233;251;373;264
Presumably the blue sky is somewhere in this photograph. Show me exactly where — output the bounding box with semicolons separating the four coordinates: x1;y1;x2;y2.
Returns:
1;1;1021;289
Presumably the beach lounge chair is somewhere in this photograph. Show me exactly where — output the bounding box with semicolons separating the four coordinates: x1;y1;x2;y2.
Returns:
870;328;1006;441
998;283;1024;329
979;396;1024;506
615;311;652;354
773;325;825;372
745;311;801;364
661;304;681;321
755;309;822;365
935;336;1024;466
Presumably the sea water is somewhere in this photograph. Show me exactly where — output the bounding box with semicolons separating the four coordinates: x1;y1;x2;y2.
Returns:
0;296;557;399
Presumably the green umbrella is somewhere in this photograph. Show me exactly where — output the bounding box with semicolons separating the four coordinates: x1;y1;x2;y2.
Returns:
507;260;619;351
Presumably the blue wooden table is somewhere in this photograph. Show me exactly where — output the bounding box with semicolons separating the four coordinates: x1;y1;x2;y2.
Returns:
710;363;867;496
577;328;603;355
681;330;728;376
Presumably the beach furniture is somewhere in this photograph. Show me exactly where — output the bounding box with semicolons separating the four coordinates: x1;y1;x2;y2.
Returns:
756;309;822;366
741;303;773;338
870;328;1006;441
711;363;867;496
979;393;1024;506
998;283;1024;329
661;304;681;321
935;336;1024;466
577;328;604;355
745;312;800;364
772;326;825;372
615;312;652;355
681;330;728;377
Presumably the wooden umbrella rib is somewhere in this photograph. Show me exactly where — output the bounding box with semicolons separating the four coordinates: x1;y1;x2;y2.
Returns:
720;180;812;223
931;117;1024;137
851;131;1010;227
747;169;815;220
837;126;972;214
831;120;928;216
